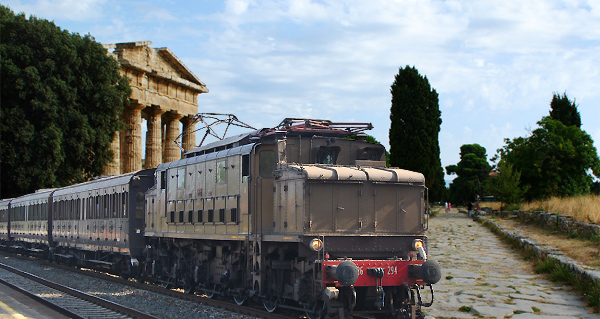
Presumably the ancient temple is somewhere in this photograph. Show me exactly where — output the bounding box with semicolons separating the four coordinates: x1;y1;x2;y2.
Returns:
103;41;208;175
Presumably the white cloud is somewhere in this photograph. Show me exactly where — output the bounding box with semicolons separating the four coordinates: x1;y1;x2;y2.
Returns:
6;0;107;22
3;0;599;172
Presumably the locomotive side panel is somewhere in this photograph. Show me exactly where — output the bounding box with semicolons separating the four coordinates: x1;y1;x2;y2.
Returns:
149;150;251;240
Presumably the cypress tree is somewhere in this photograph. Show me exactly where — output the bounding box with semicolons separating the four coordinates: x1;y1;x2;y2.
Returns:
389;65;445;200
549;92;581;128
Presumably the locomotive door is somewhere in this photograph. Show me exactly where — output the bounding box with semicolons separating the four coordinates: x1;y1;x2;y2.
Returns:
250;144;276;295
252;145;276;233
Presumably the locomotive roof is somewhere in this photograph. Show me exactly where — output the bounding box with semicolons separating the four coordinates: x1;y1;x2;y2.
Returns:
184;129;261;158
283;164;425;184
160;143;255;171
184;119;374;159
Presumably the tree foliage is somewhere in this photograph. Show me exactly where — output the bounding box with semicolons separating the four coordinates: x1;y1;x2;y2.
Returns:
446;144;492;205
496;116;600;199
389;65;445;201
485;161;529;208
0;5;131;198
549;92;581;128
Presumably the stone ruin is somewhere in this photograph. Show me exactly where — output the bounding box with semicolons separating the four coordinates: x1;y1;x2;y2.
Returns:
103;41;209;175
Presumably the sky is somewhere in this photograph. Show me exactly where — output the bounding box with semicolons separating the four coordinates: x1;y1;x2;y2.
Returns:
4;0;600;184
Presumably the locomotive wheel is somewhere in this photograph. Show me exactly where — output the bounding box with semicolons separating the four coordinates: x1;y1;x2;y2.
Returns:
160;280;173;289
233;292;246;305
203;284;216;299
304;301;325;319
182;281;195;294
263;297;277;313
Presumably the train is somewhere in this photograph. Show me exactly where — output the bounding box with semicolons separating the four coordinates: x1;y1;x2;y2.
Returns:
0;118;441;319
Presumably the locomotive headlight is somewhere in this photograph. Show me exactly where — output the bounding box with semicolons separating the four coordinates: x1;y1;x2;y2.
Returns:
310;238;324;251
412;239;428;261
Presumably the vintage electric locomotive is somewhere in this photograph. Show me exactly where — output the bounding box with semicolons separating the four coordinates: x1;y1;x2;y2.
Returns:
142;118;441;318
0;118;440;318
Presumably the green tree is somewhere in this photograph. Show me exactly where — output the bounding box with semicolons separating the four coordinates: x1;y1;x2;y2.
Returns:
389;65;445;201
0;5;131;198
445;144;492;205
485;161;529;210
496;117;600;199
549;92;581;128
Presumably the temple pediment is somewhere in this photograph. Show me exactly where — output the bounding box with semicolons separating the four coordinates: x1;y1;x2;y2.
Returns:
105;41;208;94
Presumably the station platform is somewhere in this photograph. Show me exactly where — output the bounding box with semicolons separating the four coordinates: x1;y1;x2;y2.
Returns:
0;282;70;319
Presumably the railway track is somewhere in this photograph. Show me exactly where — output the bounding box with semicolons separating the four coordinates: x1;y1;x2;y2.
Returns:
0;252;293;319
0;262;158;319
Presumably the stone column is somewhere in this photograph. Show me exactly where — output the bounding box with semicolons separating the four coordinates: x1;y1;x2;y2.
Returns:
163;111;184;163
103;131;121;175
121;103;145;173
180;115;196;153
143;105;166;169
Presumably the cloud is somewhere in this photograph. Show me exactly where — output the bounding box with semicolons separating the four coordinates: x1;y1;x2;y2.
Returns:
6;0;107;22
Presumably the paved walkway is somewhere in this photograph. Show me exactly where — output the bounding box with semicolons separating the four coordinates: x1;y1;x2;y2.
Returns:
423;210;598;319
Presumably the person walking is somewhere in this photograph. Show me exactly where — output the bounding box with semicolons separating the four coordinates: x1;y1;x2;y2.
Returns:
467;202;474;217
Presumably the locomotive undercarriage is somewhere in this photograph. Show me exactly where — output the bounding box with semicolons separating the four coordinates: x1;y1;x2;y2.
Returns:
140;236;432;319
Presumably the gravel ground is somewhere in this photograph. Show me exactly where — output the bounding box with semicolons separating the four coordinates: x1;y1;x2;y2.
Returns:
0;253;259;319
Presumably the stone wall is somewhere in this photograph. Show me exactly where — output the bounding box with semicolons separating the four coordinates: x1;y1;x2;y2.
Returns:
478;208;600;237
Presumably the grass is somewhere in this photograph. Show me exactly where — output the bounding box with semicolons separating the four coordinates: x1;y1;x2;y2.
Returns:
479;194;600;224
491;217;600;269
458;305;472;312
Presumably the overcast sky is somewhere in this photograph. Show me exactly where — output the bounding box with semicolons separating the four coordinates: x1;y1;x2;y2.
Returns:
5;0;600;183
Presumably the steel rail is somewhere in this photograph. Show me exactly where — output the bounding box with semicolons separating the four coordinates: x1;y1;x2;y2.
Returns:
0;262;158;319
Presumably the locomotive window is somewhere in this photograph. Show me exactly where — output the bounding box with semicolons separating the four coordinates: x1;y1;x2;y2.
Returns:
219;209;225;223
316;147;339;164
216;161;227;183
259;150;276;178
242;154;250;178
188;210;194;223
198;210;203;223
179;211;184;223
356;147;384;161
207;209;214;223
136;192;145;219
161;171;167;190
230;208;238;223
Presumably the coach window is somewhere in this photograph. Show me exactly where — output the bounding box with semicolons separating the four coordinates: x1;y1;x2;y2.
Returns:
77;199;81;220
177;168;185;188
217;160;227;183
259;150;276;178
122;192;128;217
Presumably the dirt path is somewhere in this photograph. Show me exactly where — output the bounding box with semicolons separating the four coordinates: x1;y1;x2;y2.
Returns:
423;210;598;319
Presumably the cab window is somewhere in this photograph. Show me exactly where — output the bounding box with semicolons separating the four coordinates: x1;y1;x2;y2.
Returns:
259;150;276;177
